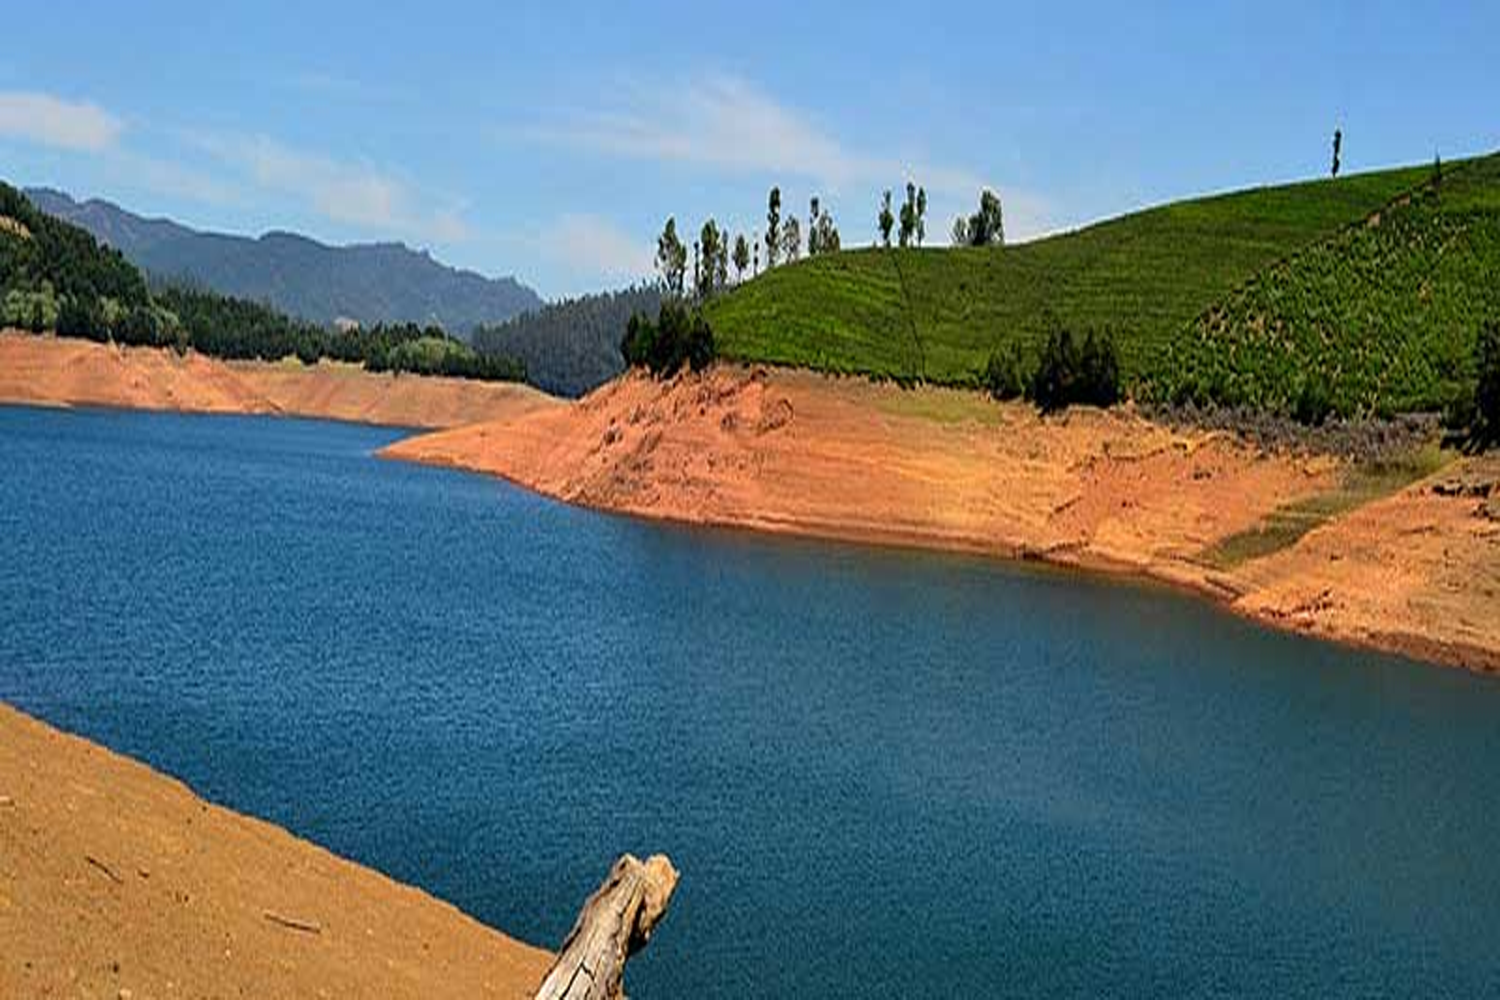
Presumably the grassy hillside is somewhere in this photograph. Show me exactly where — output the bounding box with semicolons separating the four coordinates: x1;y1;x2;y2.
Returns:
1153;155;1500;416
706;162;1439;387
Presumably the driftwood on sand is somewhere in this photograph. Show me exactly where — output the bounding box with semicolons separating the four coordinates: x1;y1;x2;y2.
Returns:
533;854;679;1000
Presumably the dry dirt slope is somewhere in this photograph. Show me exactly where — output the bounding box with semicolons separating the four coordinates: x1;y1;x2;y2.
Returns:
0;331;561;430
0;702;553;999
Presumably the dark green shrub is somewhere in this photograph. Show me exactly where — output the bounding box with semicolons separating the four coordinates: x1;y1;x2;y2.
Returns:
1031;328;1121;412
1078;332;1121;407
1292;373;1334;426
1031;329;1080;412
1476;320;1500;444
981;342;1027;400
622;302;716;377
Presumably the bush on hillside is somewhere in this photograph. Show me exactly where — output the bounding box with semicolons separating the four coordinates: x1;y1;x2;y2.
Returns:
1292;373;1335;427
1476;320;1500;445
981;342;1028;400
621;301;715;377
1031;329;1121;412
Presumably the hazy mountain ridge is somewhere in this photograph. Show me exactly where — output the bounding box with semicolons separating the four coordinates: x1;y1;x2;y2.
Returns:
26;188;541;335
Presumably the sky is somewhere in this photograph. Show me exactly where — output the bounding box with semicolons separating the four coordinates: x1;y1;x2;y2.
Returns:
2;1;1496;299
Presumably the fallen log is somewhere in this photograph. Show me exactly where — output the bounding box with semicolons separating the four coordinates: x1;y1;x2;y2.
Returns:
533;853;679;1000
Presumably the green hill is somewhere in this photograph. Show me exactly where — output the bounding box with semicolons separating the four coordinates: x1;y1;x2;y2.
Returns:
706;159;1486;415
1155;155;1500;416
1;181;522;383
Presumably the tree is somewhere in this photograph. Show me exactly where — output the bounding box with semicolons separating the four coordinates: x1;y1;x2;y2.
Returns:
981;342;1027;401
966;189;1005;247
698;220;726;298
753;235;760;275
766;187;782;268
807;197;822;256
781;215;802;262
732;233;751;282
1030;328;1119;411
1332;128;1343;178
813;209;840;255
655;217;687;297
692;241;701;298
950;216;969;247
878;191;895;247
621;301;716;378
1032;328;1080;413
1078;332;1121;407
1477;320;1500;444
898;182;917;247
916;187;928;246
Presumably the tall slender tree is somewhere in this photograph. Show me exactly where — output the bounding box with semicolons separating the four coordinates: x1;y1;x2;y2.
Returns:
916;187;928;246
698;220;727;298
898;182;917;247
732;233;751;283
878;191;895;247
781;216;802;263
1332;128;1343;178
766;187;782;267
808;196;822;256
655;217;687;297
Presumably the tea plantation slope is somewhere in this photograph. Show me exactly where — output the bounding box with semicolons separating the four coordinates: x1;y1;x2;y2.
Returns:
1155;154;1500;416
706;162;1439;386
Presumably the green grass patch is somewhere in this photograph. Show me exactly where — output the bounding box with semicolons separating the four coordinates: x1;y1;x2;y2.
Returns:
1200;443;1454;568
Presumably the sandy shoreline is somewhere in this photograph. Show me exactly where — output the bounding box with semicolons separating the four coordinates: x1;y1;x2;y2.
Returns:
0;702;552;998
0;330;561;430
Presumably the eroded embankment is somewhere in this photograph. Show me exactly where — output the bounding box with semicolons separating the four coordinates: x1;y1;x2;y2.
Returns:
0;702;552;998
386;366;1500;674
0;330;560;429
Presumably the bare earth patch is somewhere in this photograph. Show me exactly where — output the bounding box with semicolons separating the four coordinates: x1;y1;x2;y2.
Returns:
0;330;560;429
0;703;551;999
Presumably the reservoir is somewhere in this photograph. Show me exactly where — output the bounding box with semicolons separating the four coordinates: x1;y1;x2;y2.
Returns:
2;405;1497;996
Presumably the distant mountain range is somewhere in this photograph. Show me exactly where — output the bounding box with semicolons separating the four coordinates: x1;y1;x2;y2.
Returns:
26;188;541;336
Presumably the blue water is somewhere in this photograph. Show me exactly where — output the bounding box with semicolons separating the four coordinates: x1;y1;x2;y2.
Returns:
2;405;1498;997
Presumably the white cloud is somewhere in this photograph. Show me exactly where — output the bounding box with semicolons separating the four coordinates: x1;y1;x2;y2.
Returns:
0;91;123;152
545;74;990;198
540;214;653;284
189;131;470;244
539;73;1060;243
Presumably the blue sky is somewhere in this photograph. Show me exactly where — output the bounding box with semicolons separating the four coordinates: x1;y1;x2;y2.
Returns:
3;1;1496;298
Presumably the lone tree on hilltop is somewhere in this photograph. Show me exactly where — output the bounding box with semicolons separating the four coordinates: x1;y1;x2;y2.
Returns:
878;190;895;247
766;187;782;268
916;187;927;245
655;217;687;297
1331;128;1343;178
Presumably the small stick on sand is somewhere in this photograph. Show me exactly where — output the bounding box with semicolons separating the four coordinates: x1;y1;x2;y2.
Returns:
263;911;323;935
84;854;124;884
